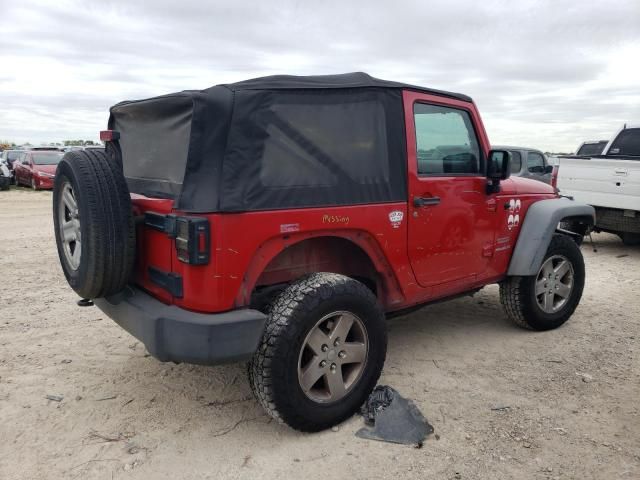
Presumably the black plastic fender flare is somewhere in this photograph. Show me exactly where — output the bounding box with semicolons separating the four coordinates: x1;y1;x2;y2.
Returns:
507;198;595;276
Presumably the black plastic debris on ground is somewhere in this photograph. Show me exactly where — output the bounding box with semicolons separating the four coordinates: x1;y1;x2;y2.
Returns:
356;385;434;446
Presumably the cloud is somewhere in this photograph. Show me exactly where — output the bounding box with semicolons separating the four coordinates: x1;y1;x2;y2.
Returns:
0;0;639;151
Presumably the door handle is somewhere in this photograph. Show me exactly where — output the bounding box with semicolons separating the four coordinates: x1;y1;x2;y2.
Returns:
413;196;441;207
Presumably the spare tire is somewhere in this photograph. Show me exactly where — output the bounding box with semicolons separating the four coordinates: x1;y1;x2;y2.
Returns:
53;149;135;299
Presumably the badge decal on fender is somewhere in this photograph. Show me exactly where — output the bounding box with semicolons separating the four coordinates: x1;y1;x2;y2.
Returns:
389;210;404;229
506;199;521;230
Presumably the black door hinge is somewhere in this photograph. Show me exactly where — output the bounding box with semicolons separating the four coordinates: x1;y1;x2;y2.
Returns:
148;267;183;298
145;212;178;237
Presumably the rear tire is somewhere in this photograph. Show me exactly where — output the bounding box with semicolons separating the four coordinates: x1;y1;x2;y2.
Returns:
620;233;640;246
500;234;585;331
249;273;387;432
53;149;135;299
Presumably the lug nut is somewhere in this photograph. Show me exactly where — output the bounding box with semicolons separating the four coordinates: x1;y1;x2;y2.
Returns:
334;338;340;347
338;351;346;359
321;344;328;352
319;360;327;368
330;363;337;372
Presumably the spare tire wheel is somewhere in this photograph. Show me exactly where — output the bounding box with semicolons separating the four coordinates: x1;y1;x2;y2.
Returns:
53;149;135;299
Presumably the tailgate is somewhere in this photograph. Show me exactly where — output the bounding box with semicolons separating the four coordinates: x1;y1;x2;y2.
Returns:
130;194;175;304
557;157;640;211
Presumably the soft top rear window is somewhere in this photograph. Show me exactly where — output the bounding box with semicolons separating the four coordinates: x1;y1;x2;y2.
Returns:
111;95;194;199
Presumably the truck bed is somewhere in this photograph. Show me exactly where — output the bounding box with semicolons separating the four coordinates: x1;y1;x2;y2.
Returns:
556;156;640;211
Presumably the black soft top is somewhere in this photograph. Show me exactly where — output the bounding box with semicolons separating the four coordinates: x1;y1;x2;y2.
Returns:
223;72;472;101
110;72;472;212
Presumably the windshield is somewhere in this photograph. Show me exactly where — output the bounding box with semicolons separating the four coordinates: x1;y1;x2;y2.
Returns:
7;151;23;161
32;152;64;165
576;141;607;156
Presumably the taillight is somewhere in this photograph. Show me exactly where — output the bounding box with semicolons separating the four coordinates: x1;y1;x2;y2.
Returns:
175;217;210;265
99;130;120;141
551;165;559;189
144;212;210;265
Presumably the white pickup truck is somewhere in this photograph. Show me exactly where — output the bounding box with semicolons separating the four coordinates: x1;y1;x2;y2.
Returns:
557;125;640;245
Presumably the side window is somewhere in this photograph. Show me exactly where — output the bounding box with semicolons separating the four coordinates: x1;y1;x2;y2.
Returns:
527;152;545;172
609;128;640;156
414;103;482;175
510;151;522;173
259;98;389;188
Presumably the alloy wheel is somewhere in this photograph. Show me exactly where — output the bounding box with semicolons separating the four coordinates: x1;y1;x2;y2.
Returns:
535;255;574;314
297;311;369;403
58;182;82;270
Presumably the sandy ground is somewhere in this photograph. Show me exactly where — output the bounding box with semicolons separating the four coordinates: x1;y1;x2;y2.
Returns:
0;186;638;480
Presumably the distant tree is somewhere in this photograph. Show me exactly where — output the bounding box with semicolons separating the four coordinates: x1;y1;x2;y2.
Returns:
62;139;99;146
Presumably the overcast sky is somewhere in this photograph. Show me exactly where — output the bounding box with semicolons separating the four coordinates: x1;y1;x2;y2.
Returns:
1;0;639;152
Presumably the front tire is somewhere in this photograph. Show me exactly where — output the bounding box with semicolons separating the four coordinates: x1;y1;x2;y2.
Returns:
500;234;585;331
249;273;387;432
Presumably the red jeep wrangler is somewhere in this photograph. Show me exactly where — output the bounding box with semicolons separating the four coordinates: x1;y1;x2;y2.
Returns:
53;73;595;431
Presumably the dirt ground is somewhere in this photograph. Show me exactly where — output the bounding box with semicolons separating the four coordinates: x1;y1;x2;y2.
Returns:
0;186;638;480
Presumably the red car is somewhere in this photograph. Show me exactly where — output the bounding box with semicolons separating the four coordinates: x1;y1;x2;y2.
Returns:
52;73;595;431
14;150;63;189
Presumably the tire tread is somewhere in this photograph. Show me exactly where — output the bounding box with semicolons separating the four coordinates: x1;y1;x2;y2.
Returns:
249;273;386;432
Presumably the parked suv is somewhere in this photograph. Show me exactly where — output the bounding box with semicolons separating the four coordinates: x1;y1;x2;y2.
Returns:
52;73;594;431
495;146;555;185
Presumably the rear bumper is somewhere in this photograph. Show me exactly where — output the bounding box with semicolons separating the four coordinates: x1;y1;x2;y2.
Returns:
94;286;267;365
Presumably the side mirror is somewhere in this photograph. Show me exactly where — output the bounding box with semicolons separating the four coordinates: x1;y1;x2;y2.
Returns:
544;165;554;174
486;150;511;194
528;165;544;174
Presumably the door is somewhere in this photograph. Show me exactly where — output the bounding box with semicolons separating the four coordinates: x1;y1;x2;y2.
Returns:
14;155;26;185
405;94;496;289
25;157;35;186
